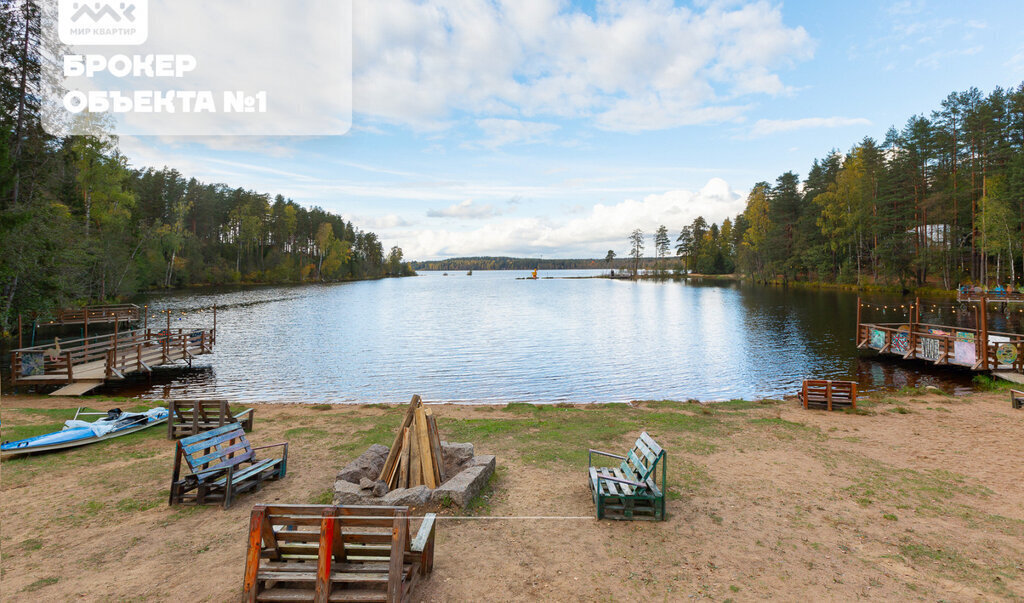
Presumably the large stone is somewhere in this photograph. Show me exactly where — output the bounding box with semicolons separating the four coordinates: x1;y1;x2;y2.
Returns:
382;485;431;507
431;456;495;507
372;480;388;497
334;479;366;505
359;477;376;491
441;441;474;468
337;444;390;484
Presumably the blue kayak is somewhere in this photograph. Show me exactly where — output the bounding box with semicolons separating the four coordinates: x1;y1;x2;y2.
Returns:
1;407;168;457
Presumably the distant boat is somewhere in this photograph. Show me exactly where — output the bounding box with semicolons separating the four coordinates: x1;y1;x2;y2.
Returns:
1;407;168;457
467;270;473;276
443;272;448;276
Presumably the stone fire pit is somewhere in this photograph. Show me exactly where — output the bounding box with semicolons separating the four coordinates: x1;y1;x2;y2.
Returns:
334;441;496;508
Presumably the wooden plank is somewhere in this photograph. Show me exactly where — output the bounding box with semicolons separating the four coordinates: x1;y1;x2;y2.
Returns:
413;406;436;488
639;432;662;456
408;425;422;487
377;395;421;482
426;415;446;483
49;380;104;396
398;428;411;489
244;506;268;602
315;512;334;603
386;512;408;603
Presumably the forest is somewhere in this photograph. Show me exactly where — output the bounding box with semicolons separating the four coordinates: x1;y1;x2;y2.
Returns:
0;3;411;334
665;83;1024;288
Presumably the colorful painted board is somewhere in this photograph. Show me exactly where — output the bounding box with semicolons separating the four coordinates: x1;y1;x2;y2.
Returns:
870;329;886;349
996;343;1018;364
954;340;976;366
892;331;910;355
20;352;44;376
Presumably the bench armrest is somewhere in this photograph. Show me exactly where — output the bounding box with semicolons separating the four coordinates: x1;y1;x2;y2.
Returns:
588;449;626;466
410;513;436;553
597;474;645;489
251;442;287;452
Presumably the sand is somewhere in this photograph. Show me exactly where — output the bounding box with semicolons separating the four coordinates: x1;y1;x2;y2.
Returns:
1;390;1022;601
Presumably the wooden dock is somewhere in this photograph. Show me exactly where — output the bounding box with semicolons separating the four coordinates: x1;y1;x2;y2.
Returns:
10;325;215;396
857;296;1024;374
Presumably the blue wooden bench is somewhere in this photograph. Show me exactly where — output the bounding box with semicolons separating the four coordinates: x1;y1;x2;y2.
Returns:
169;422;287;509
167;399;255;439
588;431;666;521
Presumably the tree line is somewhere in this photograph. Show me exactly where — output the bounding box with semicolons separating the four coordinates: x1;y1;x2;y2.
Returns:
631;83;1024;287
0;2;411;333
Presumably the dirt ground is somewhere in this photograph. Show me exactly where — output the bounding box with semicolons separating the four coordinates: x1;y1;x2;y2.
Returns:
1;389;1023;601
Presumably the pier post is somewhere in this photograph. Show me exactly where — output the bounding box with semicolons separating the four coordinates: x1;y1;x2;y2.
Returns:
213;304;217;343
855;297;861;344
84;310;88;340
18;313;22;349
144;305;148;331
979;296;989;371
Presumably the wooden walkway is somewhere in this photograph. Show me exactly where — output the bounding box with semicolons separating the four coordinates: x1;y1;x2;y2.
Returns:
10;327;215;396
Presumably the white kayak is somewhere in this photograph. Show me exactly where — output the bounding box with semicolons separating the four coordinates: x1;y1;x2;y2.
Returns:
1;407;168;457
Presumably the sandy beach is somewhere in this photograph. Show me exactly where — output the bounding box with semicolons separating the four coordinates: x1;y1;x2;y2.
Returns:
2;389;1022;601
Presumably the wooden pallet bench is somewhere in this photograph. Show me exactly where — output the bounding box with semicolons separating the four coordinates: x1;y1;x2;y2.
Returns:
169;422;287;509
801;379;857;411
1012;389;1024;410
167;398;255;439
242;504;436;603
588;431;666;521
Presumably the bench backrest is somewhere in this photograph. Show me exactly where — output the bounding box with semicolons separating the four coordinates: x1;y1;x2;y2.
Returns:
803;379;857;400
178;422;251;475
250;504;413;562
621;432;664;484
169;399;231;424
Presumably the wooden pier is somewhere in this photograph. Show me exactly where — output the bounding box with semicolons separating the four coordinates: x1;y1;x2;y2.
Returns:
857;296;1024;374
10;311;216;396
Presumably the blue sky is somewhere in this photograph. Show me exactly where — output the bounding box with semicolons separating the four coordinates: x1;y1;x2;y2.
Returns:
120;0;1024;260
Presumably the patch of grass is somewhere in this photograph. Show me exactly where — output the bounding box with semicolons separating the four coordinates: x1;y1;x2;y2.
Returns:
329;414;404;457
845;461;992;517
883;513;898;521
20;538;43;551
283;426;328;439
310;404;333;411
464;467;501;515
887;406;913;415
972;375;1011;392
23;577;59;592
309;489;334;505
116;497;160;513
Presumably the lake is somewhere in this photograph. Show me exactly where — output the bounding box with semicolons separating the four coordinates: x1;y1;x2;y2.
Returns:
92;270;1001;404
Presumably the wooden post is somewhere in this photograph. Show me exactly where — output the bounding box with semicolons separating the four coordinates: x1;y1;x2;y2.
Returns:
17;314;22;349
144;305;148;331
66;351;73;383
855;297;861;343
84;310;89;340
979;296;989;371
113;317;119;370
213;304;217;344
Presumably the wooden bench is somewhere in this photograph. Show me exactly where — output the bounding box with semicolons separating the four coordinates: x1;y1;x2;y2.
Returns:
587;431;666;521
1012;389;1024;410
242;504;436;603
801;379;857;411
169;423;287;509
167;399;255;439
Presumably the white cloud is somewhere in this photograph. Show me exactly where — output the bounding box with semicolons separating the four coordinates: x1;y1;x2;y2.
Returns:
469;118;560;149
393;178;746;259
353;0;813;132
427;199;501;219
748;116;872;138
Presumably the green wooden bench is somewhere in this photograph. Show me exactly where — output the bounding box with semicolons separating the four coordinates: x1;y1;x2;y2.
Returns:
1012;389;1023;410
169;422;287;509
587;431;666;521
242;504;436;602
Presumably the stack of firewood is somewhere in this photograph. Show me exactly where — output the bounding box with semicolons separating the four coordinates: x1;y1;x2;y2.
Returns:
377;395;447;489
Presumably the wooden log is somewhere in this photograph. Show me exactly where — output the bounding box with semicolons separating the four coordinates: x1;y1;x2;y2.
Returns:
378;395;421;482
414;406;436;488
398;428;411;489
426;413;445;483
409;424;422;487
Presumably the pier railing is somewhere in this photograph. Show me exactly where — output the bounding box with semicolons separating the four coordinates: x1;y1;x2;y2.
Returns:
10;327;215;385
54;304;141;325
857;322;1024;372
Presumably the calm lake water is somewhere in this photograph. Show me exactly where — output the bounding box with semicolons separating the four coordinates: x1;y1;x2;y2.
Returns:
75;269;1004;404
